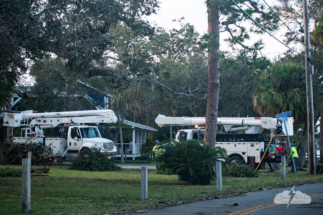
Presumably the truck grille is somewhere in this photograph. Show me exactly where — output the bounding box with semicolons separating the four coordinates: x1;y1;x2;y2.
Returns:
103;142;114;150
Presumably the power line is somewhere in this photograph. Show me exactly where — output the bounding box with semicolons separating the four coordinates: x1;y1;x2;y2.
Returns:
263;0;323;58
229;0;323;63
262;0;305;47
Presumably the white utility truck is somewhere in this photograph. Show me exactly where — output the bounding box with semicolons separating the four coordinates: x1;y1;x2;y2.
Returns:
155;115;294;170
3;109;118;158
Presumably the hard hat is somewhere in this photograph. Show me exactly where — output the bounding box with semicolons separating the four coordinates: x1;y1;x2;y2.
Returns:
291;143;294;146
155;140;159;143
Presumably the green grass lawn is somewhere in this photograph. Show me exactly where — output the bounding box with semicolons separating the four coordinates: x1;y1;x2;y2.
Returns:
1;165;323;215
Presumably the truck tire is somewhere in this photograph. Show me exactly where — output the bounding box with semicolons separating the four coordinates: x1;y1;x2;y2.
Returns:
230;155;244;165
79;148;91;158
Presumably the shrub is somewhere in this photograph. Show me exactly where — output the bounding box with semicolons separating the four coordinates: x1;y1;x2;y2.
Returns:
0;141;53;165
141;137;155;153
0;168;22;177
135;152;153;161
159;140;227;185
223;164;258;177
71;149;121;171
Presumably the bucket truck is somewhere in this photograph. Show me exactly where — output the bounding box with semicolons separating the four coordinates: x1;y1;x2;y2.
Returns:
3;109;118;159
155;115;294;170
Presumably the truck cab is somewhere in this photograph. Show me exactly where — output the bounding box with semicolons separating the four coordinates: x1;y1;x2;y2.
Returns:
3;109;119;159
68;126;117;157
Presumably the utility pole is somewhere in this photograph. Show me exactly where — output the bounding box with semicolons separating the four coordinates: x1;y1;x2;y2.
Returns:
303;0;316;175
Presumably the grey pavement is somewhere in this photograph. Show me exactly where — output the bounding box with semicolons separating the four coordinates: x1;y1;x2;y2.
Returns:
118;165;156;169
62;162;157;170
130;182;323;215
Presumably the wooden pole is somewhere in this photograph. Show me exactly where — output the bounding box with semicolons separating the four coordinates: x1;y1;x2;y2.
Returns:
141;167;148;200
22;151;31;212
216;161;222;191
303;0;316;175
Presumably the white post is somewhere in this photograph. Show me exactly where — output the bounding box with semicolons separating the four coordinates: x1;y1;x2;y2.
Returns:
141;129;144;144
141;167;148;200
22;151;31;212
143;130;146;145
140;129;144;153
132;127;135;154
216;161;222;191
281;154;286;182
136;129;140;155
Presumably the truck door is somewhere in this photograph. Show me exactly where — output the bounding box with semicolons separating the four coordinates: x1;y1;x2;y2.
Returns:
69;127;83;150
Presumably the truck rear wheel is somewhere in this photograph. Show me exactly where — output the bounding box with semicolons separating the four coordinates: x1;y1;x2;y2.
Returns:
79;148;91;158
230;156;244;165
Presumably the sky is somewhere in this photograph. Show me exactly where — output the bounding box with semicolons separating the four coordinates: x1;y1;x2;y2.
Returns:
147;0;290;60
20;0;297;87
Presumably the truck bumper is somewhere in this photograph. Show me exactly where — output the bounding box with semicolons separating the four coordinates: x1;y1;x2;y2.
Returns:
101;151;117;159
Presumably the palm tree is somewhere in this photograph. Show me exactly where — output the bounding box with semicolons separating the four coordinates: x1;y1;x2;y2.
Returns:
253;62;310;167
253;62;306;121
159;140;227;185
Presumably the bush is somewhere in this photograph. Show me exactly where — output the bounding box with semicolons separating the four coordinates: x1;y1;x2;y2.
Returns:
0;168;22;177
71;149;121;171
135;152;153;161
223;164;258;177
0;141;53;165
159;140;227;185
141;137;155;153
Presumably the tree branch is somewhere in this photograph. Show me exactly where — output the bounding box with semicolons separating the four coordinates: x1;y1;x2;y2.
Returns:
84;68;205;99
14;89;35;100
244;0;274;19
225;26;262;51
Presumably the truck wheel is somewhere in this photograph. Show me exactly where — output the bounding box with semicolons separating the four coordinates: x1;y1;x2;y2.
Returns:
80;148;91;158
230;156;244;165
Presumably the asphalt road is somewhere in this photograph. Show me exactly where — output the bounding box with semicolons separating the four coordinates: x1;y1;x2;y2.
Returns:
130;182;323;215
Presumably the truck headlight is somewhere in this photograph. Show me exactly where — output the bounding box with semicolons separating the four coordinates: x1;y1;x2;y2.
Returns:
92;142;102;151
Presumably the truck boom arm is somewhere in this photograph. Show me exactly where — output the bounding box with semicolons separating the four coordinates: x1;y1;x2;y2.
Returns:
30;115;117;128
3;110;117;128
155;114;293;136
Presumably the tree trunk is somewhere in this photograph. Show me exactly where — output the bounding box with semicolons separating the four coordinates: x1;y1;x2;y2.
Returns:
320;100;323;163
204;0;220;148
118;117;124;164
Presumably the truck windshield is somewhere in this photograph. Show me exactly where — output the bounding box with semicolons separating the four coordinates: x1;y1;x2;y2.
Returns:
178;132;187;142
80;127;101;138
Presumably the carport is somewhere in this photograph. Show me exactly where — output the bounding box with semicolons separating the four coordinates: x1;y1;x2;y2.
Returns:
114;120;157;160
